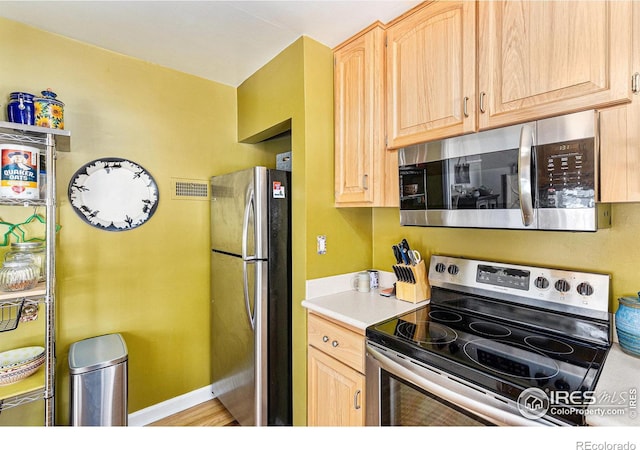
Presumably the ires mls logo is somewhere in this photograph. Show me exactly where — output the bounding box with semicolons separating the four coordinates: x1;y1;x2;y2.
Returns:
517;387;596;419
517;387;637;421
517;387;551;419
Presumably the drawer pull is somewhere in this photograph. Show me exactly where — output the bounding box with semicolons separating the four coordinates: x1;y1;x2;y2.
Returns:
322;335;329;343
354;390;362;410
332;340;339;347
479;91;486;113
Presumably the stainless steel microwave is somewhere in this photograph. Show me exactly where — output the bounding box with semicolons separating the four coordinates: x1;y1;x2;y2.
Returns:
398;110;611;231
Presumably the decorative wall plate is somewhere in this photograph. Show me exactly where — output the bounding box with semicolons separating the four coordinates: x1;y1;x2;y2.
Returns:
68;158;159;231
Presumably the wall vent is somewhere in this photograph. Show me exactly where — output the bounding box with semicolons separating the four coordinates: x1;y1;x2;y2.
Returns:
171;177;209;201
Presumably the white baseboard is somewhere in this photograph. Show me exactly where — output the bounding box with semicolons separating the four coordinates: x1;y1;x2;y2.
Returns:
128;384;214;426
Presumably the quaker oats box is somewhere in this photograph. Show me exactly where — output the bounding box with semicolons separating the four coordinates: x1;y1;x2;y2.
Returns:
0;144;39;199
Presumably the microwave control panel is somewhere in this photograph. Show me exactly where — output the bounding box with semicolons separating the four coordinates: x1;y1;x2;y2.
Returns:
536;137;595;209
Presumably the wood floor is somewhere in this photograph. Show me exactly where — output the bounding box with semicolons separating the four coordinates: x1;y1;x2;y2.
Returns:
147;398;238;426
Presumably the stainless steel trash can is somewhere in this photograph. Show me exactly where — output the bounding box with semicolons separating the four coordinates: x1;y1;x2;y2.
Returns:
69;333;128;426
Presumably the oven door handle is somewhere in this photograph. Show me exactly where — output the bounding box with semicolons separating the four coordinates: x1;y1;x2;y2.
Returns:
518;124;535;227
367;345;546;427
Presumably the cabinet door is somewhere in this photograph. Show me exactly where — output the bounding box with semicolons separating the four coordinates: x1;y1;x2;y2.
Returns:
335;23;397;206
599;104;640;202
386;1;476;149
598;1;640;203
307;346;364;426
478;0;632;129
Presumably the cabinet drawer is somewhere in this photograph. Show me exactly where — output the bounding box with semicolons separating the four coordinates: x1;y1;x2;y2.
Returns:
307;313;365;373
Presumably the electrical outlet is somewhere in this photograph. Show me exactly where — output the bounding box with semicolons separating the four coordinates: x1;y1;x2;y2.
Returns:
317;235;326;255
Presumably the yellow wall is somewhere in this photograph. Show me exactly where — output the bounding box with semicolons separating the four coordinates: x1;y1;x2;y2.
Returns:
0;17;366;427
237;36;371;425
0;17;276;424
373;204;640;311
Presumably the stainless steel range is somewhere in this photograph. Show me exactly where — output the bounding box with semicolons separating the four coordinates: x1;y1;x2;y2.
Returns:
366;255;612;426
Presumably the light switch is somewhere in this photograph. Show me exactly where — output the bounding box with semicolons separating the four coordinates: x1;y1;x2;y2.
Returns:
317;235;326;255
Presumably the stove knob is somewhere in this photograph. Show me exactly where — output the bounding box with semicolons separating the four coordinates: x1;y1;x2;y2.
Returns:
447;264;460;276
577;282;594;296
554;279;571;293
534;276;550;290
435;262;447;273
554;378;571;391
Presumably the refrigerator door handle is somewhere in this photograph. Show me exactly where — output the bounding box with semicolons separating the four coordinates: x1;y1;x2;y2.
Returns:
242;186;256;260
242;185;257;329
243;260;256;330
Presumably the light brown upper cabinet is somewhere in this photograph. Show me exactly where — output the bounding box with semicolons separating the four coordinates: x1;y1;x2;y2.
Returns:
478;0;632;130
334;22;398;207
598;1;640;203
386;1;476;149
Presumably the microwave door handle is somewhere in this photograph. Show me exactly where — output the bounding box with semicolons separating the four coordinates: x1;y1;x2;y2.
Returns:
518;125;535;226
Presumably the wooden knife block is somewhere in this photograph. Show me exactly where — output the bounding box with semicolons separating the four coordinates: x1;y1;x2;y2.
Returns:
395;260;430;304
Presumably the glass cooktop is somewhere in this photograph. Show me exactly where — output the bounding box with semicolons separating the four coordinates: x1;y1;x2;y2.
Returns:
366;289;611;425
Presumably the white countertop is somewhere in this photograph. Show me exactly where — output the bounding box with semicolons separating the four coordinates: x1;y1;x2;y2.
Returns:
586;343;640;426
302;289;428;331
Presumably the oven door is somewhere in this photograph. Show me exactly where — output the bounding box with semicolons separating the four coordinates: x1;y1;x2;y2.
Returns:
365;342;554;426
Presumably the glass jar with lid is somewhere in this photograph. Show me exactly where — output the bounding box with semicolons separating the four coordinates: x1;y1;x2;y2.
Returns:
5;242;46;282
7;92;36;125
0;259;39;292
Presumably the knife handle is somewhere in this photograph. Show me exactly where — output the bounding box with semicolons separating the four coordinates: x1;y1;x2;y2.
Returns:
395;260;430;303
408;266;416;283
392;245;403;264
399;248;410;265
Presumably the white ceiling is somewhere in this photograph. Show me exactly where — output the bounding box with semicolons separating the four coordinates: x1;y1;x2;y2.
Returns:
0;0;421;87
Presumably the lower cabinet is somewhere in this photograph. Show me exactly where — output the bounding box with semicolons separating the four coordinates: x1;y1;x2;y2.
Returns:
307;312;365;426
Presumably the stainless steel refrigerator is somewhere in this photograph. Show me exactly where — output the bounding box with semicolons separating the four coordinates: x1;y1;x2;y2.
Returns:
210;167;292;426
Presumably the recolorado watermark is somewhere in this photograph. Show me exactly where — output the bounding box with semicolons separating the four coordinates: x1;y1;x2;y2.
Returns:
517;386;638;420
576;442;636;450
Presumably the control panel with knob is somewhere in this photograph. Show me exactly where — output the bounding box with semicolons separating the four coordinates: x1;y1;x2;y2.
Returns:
577;282;594;296
534;276;550;290
435;262;447;273
427;254;610;320
554;279;571;293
